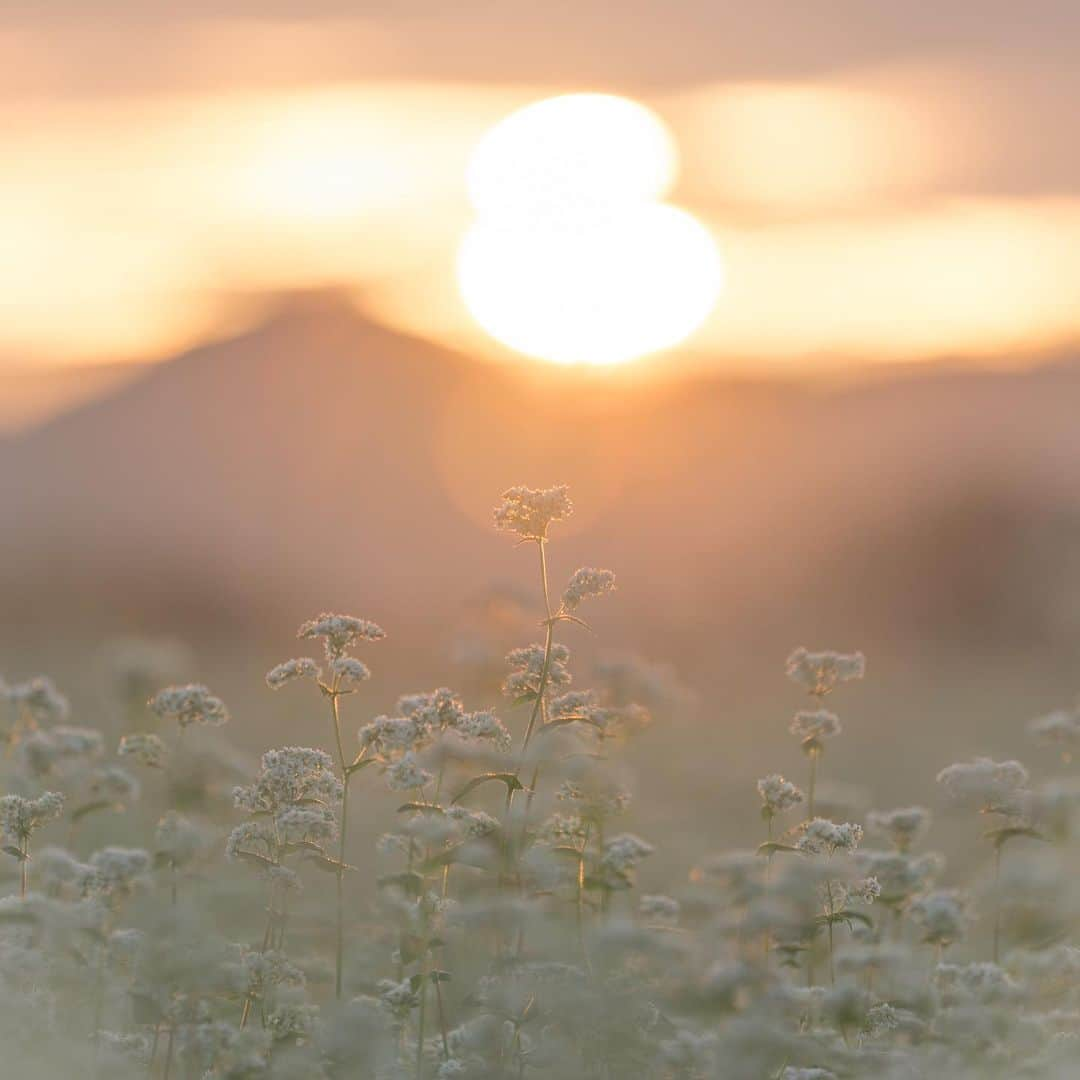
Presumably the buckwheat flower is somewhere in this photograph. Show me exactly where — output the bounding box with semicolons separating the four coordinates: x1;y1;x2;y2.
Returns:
797;818;863;856
1029;709;1080;758
842;876;882;905
276;806;337;847
598;832;654;889
758;774;805;816
155;811;204;867
785;647;865;697
35;846;94;897
89;764;140;805
19;726;104;778
640;894;680;925
445;806;501;839
330;656;370;685
450;708;512;750
357;714;427;757
297;613;385;661
226;821;276;863
910;888;972;947
855;850;944;906
936;757;1030;816
864;1002;900;1038
866;806;932;851
0;791;64;842
266;658;322;690
935;961;1022;1004
503;643;572;699
789;709;842;743
150;684;229;728
377;977;420;1017
386;751;433;792
118;732;167;768
561;568;616;612
6;676;70;724
493;484;573;540
87;846;151;898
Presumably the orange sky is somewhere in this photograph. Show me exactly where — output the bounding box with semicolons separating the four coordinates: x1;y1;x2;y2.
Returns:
3;5;1080;374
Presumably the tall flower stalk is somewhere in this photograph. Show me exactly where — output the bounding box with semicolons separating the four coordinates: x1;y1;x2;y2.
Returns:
266;614;385;999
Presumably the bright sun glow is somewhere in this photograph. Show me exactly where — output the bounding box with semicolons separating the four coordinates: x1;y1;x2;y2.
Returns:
457;94;724;366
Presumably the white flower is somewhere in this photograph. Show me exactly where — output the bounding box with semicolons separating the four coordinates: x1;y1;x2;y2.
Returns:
561;568;616;612
493;485;573;540
936;757;1029;815
797;818;863;856
155;811;205;866
0;791;64;842
910;888;971;946
330;657;371;685
1029;709;1080;750
789;709;842;743
757;774;805;815
639;894;680;925
865;806;931;850
266;658;322;689
118;732;167;768
297;613;385;661
785;647;865;696
150;684;229;728
5;677;70;723
503;643;571;700
385;752;434;792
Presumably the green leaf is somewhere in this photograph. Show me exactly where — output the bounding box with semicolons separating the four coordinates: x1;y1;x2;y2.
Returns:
303;853;356;873
71;799;115;823
540;716;604;735
346;756;377;778
985;825;1046;849
397;802;445;816
430;970;452;983
511;693;538;707
1;844;27;861
451;773;524;805
756;842;802;856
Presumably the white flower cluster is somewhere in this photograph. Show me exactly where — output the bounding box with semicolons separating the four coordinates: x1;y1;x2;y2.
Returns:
4;676;70;724
561;568;616;612
789;709;842;743
265;658;321;689
150;684;229;728
909;888;972;946
19;726;104;778
758;773;805;815
936;757;1030;815
1028;709;1080;750
117;732;167;768
232;747;342;815
785;648;865;697
797;818;863;856
855;850;943;905
0;791;64;842
865;806;932;851
598;832;654;889
154;811;205;866
503;643;572;700
493;484;573;540
385;752;434;792
297;613;385;661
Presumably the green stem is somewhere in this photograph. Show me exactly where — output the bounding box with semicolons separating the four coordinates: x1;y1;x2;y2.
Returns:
328;677;350;999
807;748;819;821
992;843;1002;965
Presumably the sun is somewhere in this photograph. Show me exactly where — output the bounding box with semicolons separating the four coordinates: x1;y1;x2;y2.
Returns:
457;93;724;366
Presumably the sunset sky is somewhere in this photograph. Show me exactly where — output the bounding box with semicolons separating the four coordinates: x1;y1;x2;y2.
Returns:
4;2;1080;374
